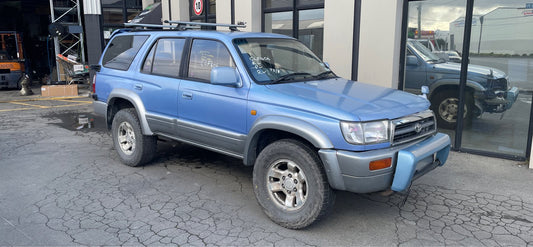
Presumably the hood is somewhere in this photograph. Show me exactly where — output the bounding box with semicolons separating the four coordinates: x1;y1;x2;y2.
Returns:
265;78;430;122
433;62;506;79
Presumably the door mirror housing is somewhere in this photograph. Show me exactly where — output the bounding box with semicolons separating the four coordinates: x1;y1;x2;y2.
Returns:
406;55;419;66
211;67;241;87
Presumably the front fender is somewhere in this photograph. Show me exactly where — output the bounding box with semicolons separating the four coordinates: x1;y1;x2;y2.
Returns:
243;115;334;166
108;88;153;135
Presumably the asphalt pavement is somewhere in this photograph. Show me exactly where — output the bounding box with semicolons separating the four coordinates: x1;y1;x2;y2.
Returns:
1;86;533;246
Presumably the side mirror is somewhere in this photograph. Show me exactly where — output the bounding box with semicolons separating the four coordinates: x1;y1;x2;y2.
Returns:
324;62;330;68
406;55;418;66
211;67;241;87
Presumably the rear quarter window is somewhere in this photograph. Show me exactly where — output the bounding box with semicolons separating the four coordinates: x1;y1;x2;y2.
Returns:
102;35;149;70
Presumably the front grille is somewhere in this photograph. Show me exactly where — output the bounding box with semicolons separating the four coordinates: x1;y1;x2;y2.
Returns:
392;110;436;145
487;78;508;91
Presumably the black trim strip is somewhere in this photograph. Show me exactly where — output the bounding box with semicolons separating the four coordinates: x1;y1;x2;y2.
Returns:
351;0;361;81
526;91;533;160
454;148;526;162
398;0;409;90
168;0;172;20
231;0;235;24
454;0;474;149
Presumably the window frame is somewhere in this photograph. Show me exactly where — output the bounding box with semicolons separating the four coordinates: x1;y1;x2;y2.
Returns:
102;34;149;71
185;38;237;84
140;37;188;79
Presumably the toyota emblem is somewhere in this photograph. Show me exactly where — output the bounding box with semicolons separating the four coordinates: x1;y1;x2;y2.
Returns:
414;123;422;133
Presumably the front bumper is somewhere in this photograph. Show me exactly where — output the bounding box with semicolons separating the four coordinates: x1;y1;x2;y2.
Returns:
319;133;450;193
482;86;519;113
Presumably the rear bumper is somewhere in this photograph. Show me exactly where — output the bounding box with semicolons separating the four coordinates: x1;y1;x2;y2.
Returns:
319;133;451;193
93;100;107;117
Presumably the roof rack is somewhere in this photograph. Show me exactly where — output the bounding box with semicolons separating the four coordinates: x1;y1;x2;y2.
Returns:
123;20;247;31
124;23;177;29
165;20;246;31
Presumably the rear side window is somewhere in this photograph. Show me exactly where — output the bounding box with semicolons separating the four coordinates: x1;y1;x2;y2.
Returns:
188;39;235;82
102;35;149;70
142;38;186;78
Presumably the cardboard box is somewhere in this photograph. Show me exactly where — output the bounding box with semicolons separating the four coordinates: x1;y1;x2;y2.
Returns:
41;85;78;97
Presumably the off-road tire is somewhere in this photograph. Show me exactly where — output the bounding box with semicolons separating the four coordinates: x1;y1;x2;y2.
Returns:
431;90;473;129
111;108;157;166
253;139;335;229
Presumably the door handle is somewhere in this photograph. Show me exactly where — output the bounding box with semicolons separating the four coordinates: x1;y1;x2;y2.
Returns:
134;84;143;90
182;92;193;100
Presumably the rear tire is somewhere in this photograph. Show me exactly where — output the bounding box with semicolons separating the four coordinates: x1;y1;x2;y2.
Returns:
431;90;473;129
253;139;335;229
111;108;157;166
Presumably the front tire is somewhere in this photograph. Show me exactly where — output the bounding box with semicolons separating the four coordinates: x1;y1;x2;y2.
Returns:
111;108;157;166
431;90;473;129
253;139;335;229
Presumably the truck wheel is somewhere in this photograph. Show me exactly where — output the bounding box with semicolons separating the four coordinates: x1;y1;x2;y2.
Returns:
431;90;473;129
111;108;157;166
253;139;335;229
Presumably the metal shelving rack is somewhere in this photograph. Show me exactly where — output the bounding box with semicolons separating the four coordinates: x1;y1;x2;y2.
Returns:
49;0;85;80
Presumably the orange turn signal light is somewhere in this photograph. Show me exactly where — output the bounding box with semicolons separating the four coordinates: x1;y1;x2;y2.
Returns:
251;110;257;115
369;158;392;171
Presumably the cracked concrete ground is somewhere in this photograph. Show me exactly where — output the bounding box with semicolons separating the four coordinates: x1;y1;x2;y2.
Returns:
1;96;533;246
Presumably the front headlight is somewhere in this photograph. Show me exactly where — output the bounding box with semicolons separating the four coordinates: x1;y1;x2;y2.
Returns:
340;120;390;145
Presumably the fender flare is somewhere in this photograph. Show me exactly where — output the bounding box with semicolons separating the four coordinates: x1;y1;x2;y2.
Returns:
107;88;153;135
243;115;334;166
429;79;485;99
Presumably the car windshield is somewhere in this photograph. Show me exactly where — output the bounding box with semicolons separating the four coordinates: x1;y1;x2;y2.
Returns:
408;40;442;63
233;38;334;84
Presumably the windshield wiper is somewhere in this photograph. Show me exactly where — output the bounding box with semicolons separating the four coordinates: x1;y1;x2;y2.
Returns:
270;72;311;84
312;70;337;80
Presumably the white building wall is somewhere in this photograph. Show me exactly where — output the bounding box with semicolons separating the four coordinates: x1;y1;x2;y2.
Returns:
450;8;533;55
162;0;189;22
357;0;403;88
233;0;261;32
216;0;232;30
323;0;354;79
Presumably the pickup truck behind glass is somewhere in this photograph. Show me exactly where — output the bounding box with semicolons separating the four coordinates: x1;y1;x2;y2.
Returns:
405;39;519;129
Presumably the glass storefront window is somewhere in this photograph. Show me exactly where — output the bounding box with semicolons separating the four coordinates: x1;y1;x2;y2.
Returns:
127;9;141;22
103;8;125;25
298;9;324;58
403;0;533;159
265;0;293;9
264;11;293;36
102;0;123;7
403;0;467;145
297;0;323;7
208;0;216;15
126;0;142;8
460;1;533;157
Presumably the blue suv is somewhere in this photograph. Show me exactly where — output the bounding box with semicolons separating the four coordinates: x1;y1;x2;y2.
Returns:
92;22;451;229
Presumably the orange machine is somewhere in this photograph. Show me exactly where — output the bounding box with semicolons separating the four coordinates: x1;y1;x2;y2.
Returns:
0;32;25;89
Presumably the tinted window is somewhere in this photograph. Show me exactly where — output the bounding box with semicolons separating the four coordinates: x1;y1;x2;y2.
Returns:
188;39;235;82
143;38;186;77
102;35;148;70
